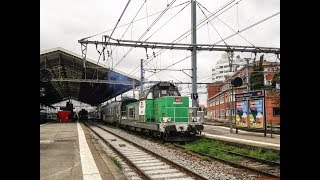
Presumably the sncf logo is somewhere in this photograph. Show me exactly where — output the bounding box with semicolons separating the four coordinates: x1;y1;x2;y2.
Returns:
175;97;182;102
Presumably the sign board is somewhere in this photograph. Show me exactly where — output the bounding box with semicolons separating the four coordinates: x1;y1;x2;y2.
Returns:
248;99;264;128
235;101;249;127
235;90;265;129
139;100;146;115
235;90;264;100
173;97;183;104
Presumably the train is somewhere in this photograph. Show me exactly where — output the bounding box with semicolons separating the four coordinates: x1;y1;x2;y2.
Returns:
100;82;204;141
40;109;47;124
78;109;89;120
57;101;80;122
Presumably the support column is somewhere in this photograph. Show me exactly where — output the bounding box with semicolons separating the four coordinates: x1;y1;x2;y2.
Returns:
191;0;198;118
140;59;144;99
246;58;250;92
97;104;101;119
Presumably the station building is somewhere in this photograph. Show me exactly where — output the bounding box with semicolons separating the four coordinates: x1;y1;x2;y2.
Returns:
207;60;280;125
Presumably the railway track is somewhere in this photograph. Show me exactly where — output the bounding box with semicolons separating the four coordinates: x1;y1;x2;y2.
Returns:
173;144;280;178
113;122;280;178
83;121;207;180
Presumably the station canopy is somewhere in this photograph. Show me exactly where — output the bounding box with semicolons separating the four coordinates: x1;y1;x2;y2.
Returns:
40;47;140;106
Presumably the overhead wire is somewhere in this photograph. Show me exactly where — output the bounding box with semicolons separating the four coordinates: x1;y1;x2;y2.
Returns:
133;1;190;83
146;0;149;28
196;1;255;47
83;0;132;102
197;2;228;46
144;11;280;79
129;0;239;76
213;11;280;45
109;0;148;63
166;72;183;83
146;54;191;78
80;1;189;41
237;2;239;31
107;0;132;44
100;0;132;70
144;1;190;42
113;0;178;68
143;59;162;81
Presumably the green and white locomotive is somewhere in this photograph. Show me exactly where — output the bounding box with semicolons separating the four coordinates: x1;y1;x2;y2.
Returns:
101;82;204;141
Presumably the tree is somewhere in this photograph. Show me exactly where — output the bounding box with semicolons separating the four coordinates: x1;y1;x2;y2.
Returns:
271;72;280;89
250;55;264;90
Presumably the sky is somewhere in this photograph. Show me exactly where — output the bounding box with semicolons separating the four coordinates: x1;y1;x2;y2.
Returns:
41;0;280;107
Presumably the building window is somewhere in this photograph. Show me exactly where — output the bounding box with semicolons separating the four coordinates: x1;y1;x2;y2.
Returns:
231;109;235;116
220;96;224;103
220;110;225;116
273;107;280;116
264;80;272;86
267;80;272;85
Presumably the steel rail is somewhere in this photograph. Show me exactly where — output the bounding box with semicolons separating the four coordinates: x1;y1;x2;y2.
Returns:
173;144;280;178
86;121;208;180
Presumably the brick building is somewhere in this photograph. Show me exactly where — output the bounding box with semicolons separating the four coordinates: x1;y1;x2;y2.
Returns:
207;60;280;125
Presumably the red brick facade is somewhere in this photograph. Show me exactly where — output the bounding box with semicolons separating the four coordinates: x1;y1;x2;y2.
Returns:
207;61;280;125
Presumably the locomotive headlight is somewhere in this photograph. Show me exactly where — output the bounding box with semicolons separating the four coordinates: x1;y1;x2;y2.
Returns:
192;117;199;122
162;117;171;123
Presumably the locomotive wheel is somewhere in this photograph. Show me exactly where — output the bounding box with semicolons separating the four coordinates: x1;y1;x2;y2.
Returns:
163;132;169;140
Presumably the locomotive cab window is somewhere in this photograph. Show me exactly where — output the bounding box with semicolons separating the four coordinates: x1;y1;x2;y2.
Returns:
128;107;134;118
154;90;160;98
161;90;167;95
168;90;179;96
147;92;153;99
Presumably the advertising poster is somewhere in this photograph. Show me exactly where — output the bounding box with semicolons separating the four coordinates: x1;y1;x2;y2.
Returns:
235;101;248;128
248;99;264;128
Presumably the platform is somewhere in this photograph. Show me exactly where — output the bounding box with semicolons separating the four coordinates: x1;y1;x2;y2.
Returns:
40;122;126;180
202;125;280;151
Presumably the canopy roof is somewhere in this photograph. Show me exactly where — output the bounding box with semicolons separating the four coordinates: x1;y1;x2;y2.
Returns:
40;47;140;106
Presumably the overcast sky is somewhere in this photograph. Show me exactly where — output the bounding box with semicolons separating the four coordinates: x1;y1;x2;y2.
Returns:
41;0;280;106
